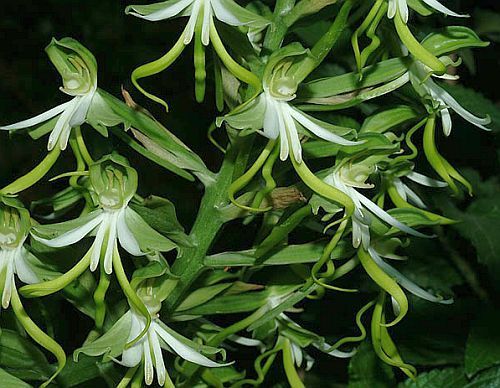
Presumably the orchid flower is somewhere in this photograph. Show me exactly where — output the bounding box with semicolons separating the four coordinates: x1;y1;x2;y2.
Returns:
0;39;98;151
0;199;39;309
387;0;468;24
220;44;360;164
410;62;491;136
126;0;268;47
323;164;429;249
76;296;229;387
30;155;176;275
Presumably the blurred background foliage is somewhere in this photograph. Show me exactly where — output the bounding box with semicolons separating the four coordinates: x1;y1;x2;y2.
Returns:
0;0;499;387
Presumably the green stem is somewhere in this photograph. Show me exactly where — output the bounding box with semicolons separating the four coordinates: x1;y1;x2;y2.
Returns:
75;126;94;165
112;244;151;348
282;338;305;388
11;285;66;388
1;147;61;195
263;0;297;52
293;0;354;83
228;139;276;212
116;365;139;388
163;138;252;311
93;261;111;330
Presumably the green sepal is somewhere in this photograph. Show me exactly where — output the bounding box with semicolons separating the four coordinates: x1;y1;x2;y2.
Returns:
422;27;490;57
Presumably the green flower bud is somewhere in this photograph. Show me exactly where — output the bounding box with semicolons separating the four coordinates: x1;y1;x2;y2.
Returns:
0;197;31;249
46;37;98;96
89;154;138;210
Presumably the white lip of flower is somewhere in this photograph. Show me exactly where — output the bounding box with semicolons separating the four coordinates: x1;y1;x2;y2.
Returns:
423;78;491;137
31;204;143;275
279;314;356;359
0;237;38;309
368;246;453;304
324;168;429;249
392;171;447;209
259;88;361;163
127;0;267;46
387;0;468;23
117;308;230;386
0;81;97;151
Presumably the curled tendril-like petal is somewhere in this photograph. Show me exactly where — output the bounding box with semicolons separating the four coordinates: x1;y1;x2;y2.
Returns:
422;115;473;195
324;300;375;353
228;140;276;213
371;292;417;379
352;0;387;75
358;248;408;327
11;286;66;388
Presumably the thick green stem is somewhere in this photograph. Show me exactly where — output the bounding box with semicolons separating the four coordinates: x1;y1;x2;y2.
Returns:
263;0;297;53
163;138;251;311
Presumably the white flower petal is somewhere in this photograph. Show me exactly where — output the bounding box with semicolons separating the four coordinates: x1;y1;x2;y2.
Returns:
143;336;155;386
47;97;81;151
0;100;72;131
128;0;194;21
150;326;167;386
211;0;244;26
118;209;144;257
282;104;302;163
184;1;202;44
32;212;105;248
397;0;409;23
387;0;397;19
201;0;212;46
155;324;230;367
1;252;15;309
422;0;469;17
90;220;108;272
354;191;430;238
262;95;280;139
429;80;491;131
406;171;448;187
441;107;453;137
103;213;118;275
288;107;360;146
14;247;39;285
369;248;453;304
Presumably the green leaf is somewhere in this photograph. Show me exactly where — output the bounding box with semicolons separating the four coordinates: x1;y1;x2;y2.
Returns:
130;196;192;247
399;367;467;388
0;368;32;388
204;242;354;267
300;57;411;99
0;329;53;381
465;307;500;377
465;366;500;387
360;106;420;134
422;27;490;57
176;283;233;312
57;355;122;387
125;208;177;253
74;313;131;361
348;341;395;388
